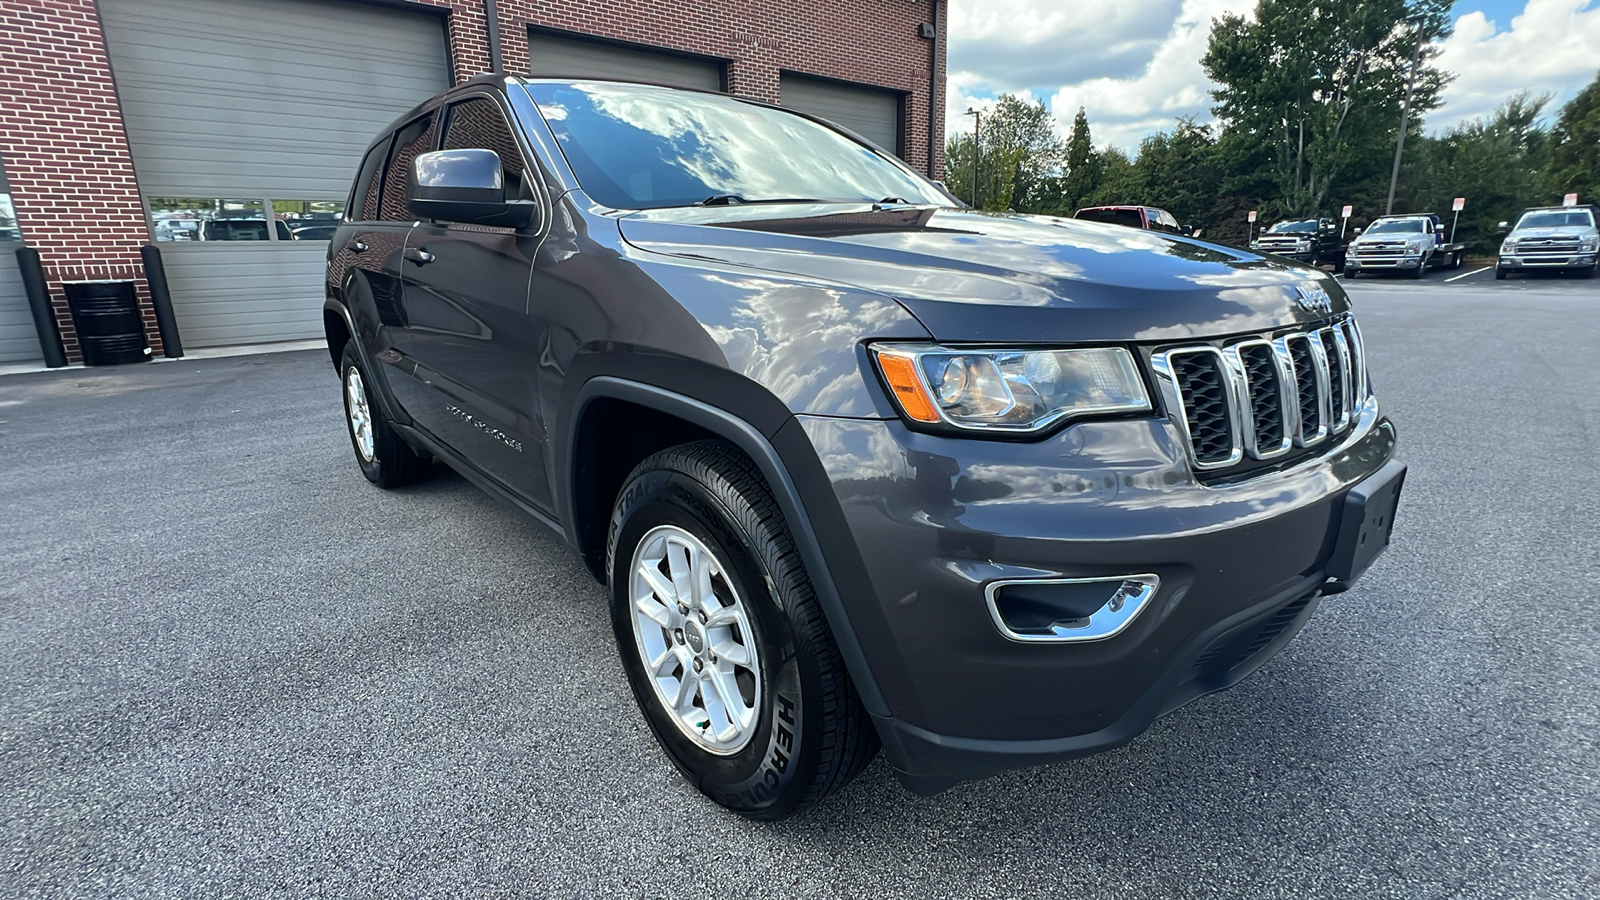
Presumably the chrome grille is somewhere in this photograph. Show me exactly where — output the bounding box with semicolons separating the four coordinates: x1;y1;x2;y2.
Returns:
1155;317;1368;474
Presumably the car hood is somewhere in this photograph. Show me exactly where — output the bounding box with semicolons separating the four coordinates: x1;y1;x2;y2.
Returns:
1350;231;1427;245
618;204;1348;343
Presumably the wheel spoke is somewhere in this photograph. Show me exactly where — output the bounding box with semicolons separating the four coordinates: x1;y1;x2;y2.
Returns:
703;603;739;628
691;550;714;611
639;565;678;608
671;671;698;715
705;667;747;734
649;646;679;677
667;541;695;607
635;593;675;629
709;637;750;667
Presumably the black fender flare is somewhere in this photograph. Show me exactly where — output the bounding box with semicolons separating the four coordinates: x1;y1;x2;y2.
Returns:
323;298;411;427
566;376;899;721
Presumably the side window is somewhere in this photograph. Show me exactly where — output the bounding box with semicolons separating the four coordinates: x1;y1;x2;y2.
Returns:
379;112;438;222
441;96;527;198
349;138;390;222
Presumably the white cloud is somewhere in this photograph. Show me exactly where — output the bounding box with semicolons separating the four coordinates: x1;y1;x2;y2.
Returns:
946;0;1253;152
1430;0;1600;130
944;0;1600;153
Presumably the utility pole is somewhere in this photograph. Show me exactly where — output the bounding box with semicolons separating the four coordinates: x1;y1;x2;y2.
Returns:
1386;22;1426;215
965;107;982;210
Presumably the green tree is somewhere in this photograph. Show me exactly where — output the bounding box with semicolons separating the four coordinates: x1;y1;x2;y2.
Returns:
941;94;1064;212
1548;71;1600;204
1133;119;1221;227
1203;0;1454;216
1400;93;1550;251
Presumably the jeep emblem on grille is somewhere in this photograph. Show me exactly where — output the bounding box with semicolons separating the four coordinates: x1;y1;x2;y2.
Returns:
1294;284;1333;314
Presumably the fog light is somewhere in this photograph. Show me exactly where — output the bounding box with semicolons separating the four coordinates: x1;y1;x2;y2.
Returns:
985;574;1159;643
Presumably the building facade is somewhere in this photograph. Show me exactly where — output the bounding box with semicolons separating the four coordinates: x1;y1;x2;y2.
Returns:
0;0;947;365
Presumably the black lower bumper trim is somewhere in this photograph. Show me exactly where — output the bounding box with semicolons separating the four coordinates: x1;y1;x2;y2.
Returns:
876;573;1328;793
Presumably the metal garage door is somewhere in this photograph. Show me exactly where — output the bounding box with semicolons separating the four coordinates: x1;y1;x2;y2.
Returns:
0;157;36;365
528;30;724;92
98;0;449;348
779;74;902;156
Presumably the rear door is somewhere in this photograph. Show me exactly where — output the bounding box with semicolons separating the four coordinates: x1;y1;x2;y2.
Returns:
396;95;553;511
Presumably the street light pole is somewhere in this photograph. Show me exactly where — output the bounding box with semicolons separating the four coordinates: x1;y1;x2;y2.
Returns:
1386;22;1426;216
965;107;982;210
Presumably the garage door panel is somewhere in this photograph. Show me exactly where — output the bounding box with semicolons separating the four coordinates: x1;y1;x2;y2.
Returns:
0;252;36;364
528;31;723;92
779;75;902;156
99;0;450;347
160;246;325;348
101;0;449;197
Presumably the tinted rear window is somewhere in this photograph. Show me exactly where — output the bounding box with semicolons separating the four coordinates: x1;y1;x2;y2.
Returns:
1074;208;1145;228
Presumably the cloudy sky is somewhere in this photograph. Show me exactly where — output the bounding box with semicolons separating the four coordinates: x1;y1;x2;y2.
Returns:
946;0;1600;151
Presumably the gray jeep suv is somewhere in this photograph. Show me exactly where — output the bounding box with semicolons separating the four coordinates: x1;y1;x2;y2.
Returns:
325;76;1405;819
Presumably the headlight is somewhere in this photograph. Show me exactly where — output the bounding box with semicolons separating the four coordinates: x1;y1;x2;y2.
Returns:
1501;240;1515;254
1296;239;1313;251
1581;237;1598;252
871;343;1151;433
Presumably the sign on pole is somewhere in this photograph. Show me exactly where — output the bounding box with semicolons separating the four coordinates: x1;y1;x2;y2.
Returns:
1564;193;1579;207
1449;198;1465;244
1341;205;1353;219
1247;210;1257;222
1452;197;1465;212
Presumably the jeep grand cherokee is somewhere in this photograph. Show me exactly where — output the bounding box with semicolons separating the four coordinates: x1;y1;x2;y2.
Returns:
324;76;1405;819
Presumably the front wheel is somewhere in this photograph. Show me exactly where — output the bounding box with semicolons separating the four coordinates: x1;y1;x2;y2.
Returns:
1496;267;1509;280
1411;258;1427;279
607;441;878;819
1580;262;1597;279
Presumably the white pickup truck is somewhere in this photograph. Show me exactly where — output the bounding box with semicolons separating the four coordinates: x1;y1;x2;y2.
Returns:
1343;213;1466;279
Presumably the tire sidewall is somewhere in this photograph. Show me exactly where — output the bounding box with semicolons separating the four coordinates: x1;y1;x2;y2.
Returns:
608;465;816;815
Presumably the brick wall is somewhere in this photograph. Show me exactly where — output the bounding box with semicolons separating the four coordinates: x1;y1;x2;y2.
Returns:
0;0;944;364
0;0;161;361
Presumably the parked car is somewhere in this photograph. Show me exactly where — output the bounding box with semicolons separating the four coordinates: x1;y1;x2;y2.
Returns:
1343;213;1465;278
1073;205;1187;234
200;218;293;241
325;76;1404;819
1252;218;1346;269
1496;205;1599;279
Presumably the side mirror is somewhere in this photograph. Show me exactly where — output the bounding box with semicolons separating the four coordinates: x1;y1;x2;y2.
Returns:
1180;225;1195;236
409;149;538;229
1352;226;1363;235
1497;220;1510;233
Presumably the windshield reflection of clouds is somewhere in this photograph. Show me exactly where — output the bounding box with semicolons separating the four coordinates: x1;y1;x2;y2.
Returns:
532;82;944;209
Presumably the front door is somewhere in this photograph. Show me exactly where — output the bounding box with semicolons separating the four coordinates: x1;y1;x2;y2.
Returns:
393;95;554;512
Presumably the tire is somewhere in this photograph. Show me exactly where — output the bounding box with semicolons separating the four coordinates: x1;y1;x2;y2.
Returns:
339;343;431;488
1411;257;1426;279
1580;263;1597;279
606;440;878;819
1343;269;1357;279
1453;250;1465;269
1496;267;1509;281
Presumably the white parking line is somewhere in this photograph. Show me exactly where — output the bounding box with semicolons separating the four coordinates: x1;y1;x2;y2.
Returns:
1445;266;1491;283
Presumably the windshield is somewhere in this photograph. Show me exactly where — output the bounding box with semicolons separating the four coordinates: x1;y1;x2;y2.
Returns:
1266;220;1316;233
1074;208;1145;228
1366;218;1427;234
524;82;949;210
1516;210;1594;229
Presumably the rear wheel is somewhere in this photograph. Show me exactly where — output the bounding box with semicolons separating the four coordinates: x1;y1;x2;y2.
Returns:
607;440;877;819
340;343;431;488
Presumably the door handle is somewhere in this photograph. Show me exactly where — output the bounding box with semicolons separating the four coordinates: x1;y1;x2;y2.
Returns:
403;247;435;266
350;240;368;253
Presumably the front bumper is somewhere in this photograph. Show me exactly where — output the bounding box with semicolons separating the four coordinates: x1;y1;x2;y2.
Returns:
1499;253;1596;269
798;400;1399;791
1346;254;1422;271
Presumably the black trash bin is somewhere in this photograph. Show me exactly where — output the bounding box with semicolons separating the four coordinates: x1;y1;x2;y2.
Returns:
62;280;151;366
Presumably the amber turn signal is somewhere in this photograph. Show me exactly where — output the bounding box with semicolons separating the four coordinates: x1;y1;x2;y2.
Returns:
873;350;942;423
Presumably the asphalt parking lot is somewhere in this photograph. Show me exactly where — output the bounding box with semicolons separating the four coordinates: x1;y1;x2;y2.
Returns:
3;281;1598;898
1342;261;1597;289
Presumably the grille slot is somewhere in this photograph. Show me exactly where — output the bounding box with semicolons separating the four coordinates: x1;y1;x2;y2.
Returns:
1285;335;1325;444
1318;329;1349;430
1236;342;1289;456
1169;350;1237;468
